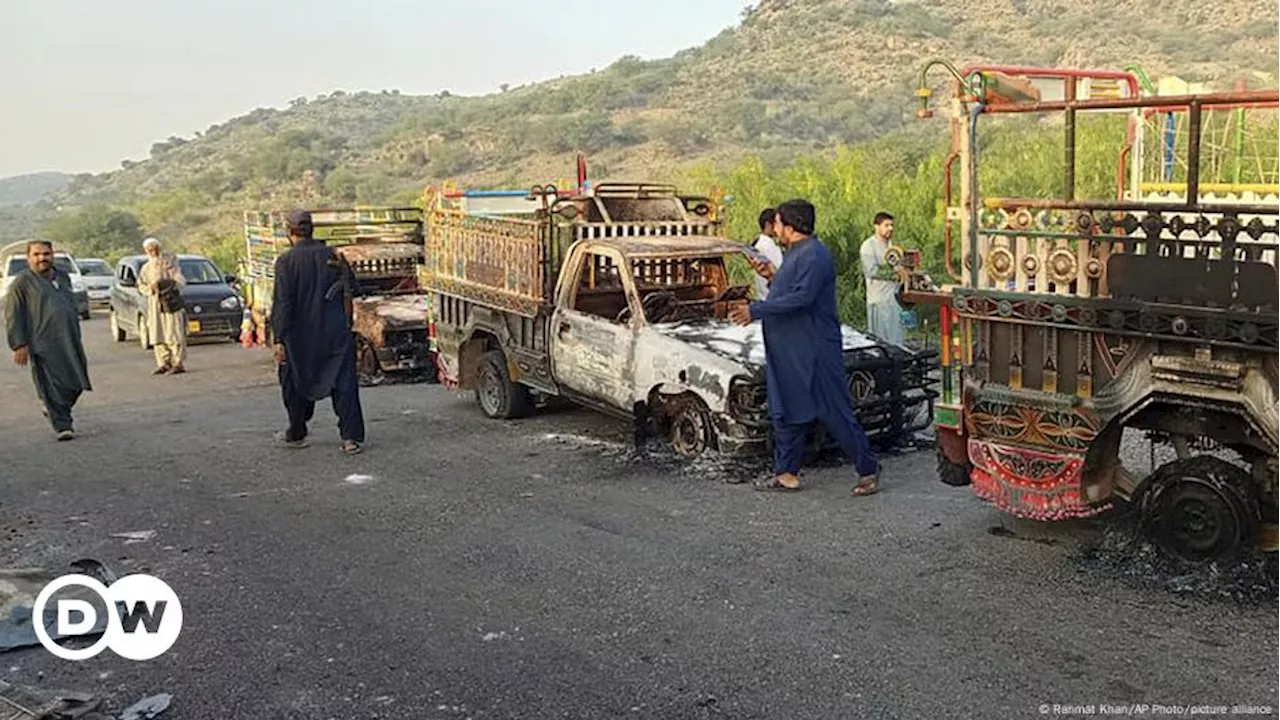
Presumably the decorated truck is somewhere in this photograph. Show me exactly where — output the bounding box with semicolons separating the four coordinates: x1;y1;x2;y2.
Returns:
909;61;1278;561
421;168;939;459
242;207;437;386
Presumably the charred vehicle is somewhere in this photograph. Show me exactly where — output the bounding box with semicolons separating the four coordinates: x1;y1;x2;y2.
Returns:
912;61;1278;561
423;175;938;458
242;208;437;386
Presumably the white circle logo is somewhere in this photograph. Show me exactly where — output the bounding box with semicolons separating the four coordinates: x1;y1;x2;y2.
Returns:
32;573;183;661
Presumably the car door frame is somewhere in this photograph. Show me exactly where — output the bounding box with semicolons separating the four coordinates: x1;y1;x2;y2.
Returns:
112;260;142;333
549;245;642;412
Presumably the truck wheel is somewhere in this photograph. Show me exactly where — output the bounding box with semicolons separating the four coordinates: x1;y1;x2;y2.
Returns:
668;396;713;459
477;349;532;419
356;337;385;387
109;310;126;342
937;444;972;487
1138;456;1259;562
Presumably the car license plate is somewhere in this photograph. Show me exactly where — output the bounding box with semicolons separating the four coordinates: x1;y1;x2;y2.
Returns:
187;320;201;332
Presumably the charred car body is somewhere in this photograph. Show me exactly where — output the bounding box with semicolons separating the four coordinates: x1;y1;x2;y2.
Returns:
242;208;437;386
424;175;938;458
912;62;1278;561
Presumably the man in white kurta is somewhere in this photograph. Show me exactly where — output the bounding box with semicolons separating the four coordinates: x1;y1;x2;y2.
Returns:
752;208;785;300
859;212;905;347
138;237;188;374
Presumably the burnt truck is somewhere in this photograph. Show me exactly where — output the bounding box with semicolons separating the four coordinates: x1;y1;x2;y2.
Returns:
422;179;939;458
242;207;437;386
911;61;1278;561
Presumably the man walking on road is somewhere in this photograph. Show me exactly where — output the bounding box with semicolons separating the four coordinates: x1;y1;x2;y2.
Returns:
271;209;366;455
859;212;905;346
5;240;92;441
751;208;785;300
138;237;189;374
730;199;880;495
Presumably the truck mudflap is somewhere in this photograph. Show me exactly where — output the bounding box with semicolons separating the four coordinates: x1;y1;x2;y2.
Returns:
967;439;1109;521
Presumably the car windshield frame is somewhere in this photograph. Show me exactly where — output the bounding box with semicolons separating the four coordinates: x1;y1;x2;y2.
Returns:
78;260;113;276
178;258;224;284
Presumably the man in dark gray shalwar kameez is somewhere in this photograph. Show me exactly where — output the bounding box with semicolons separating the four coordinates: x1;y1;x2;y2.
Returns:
5;240;92;441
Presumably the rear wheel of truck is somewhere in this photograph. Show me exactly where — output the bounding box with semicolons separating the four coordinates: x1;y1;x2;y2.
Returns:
1138;455;1259;562
937;444;972;487
477;349;532;419
667;395;713;459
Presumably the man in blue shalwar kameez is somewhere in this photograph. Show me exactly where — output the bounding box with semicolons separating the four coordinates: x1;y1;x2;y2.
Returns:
729;199;880;495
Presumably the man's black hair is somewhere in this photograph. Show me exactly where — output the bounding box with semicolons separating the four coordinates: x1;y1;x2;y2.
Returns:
758;208;777;231
285;209;314;239
26;240;52;252
873;212;894;225
775;199;815;236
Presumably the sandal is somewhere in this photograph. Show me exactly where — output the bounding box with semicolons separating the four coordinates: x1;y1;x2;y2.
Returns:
754;476;801;492
342;440;362;456
852;476;880;497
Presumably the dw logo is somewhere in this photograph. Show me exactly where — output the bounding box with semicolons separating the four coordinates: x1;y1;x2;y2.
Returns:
33;573;183;661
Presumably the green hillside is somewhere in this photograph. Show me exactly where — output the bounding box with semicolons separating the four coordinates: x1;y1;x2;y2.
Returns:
12;0;1278;270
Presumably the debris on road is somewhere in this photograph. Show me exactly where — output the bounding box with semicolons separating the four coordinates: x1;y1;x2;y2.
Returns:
0;678;100;719
118;693;172;720
343;474;375;485
109;531;156;544
1;561;115;653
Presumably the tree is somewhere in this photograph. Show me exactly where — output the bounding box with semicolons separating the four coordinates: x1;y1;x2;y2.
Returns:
43;206;144;259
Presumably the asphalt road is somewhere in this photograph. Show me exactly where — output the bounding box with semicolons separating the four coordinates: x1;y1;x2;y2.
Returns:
1;312;1276;720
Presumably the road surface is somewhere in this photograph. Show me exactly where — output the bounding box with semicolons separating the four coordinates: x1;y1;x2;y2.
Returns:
2;312;1276;719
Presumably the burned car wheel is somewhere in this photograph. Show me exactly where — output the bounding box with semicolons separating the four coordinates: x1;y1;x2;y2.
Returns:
356;337;385;387
668;396;713;459
1138;456;1259;562
477;349;532;419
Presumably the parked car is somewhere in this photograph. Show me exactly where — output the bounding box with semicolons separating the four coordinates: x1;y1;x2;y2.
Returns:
108;254;242;348
1;251;89;319
75;257;115;309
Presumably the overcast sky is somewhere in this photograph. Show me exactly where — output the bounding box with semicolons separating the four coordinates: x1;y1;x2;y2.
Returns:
0;0;752;178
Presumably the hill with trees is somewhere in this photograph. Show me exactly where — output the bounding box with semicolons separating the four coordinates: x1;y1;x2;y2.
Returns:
9;0;1277;276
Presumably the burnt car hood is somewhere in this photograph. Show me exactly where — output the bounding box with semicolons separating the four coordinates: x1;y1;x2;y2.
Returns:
651;319;883;375
352;294;431;330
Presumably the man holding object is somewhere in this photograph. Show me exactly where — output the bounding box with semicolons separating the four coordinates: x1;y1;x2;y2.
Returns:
730;199;880;495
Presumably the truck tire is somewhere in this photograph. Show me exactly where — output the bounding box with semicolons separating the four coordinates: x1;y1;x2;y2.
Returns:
476;349;532;419
668;395;713;459
356;336;385;387
937;444;972;487
1138;455;1259;562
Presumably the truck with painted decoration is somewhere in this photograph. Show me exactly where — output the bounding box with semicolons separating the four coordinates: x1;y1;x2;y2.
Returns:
242;207;437;386
911;61;1278;561
422;173;939;459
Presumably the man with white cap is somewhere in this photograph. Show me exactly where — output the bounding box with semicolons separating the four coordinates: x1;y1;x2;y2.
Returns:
138;237;188;374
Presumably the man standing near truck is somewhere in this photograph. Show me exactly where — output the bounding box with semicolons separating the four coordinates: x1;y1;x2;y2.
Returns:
731;199;880;495
859;212;905;346
270;209;366;455
751;208;785;300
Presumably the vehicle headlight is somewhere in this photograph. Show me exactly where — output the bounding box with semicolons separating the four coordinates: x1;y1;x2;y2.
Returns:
220;295;241;310
72;280;85;292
